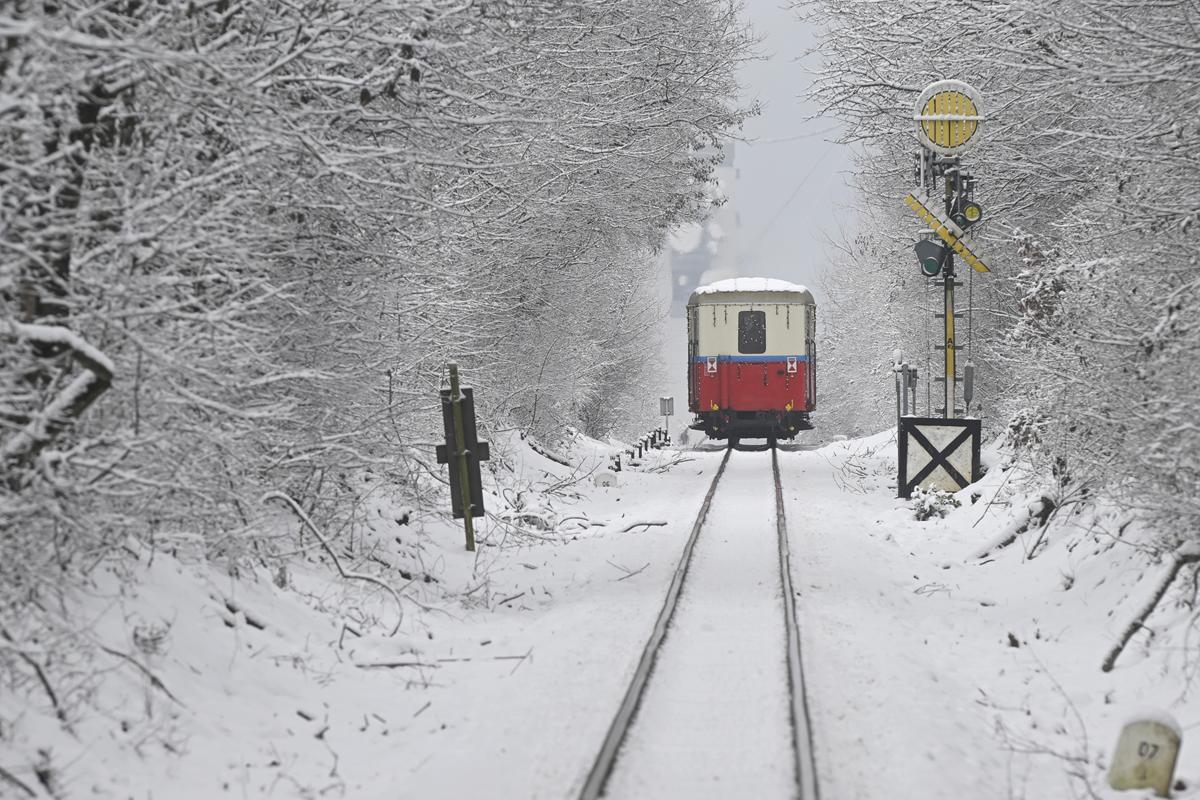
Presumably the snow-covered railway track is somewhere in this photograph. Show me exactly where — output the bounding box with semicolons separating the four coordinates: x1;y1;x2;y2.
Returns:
578;444;819;799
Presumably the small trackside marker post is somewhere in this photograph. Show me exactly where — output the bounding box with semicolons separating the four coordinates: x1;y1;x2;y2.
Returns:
436;363;490;551
1108;715;1181;797
659;397;674;444
449;364;475;551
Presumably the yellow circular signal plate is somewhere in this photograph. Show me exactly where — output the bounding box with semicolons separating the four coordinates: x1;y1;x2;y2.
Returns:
913;80;985;156
922;92;977;149
963;203;982;222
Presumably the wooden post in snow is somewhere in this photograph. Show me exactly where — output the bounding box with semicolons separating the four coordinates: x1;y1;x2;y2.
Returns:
448;364;475;551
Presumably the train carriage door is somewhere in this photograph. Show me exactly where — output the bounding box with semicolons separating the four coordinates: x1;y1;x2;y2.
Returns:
805;304;817;410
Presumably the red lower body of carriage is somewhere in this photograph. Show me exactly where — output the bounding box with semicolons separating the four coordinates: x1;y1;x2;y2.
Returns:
689;356;814;440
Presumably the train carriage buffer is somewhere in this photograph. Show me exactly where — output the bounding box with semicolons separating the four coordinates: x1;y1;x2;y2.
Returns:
898;417;981;499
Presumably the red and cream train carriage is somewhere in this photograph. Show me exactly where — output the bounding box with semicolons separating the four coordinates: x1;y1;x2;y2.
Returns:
686;278;816;441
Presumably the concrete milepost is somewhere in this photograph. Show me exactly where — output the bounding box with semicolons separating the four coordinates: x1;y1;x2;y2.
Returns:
1108;715;1182;797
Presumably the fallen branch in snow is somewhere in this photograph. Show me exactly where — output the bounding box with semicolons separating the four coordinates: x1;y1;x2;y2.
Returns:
970;498;1046;561
622;520;667;532
526;438;574;467
0;319;113;467
0;625;69;730
262;491;403;636
824;451;870;495
98;644;186;707
354;660;440;670
487;513;560;543
0;764;35;798
913;582;951;597
497;591;525;605
436;654;531;663
338;623;362;650
972;463;1019;528
645;454;695;473
1101;543;1200;672
507;646;533;674
607;560;650;581
985;650;1095;788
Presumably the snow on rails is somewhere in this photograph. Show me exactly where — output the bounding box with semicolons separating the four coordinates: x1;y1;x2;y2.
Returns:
577;443;819;799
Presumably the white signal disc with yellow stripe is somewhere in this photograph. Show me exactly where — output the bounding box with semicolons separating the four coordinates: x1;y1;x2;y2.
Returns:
912;80;985;156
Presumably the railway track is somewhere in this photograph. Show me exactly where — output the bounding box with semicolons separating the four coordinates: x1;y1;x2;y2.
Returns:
578;443;819;800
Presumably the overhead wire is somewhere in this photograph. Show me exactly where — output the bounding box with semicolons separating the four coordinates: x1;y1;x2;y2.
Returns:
741;139;839;261
749;125;843;144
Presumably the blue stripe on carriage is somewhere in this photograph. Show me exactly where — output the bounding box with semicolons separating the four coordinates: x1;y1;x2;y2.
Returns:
691;355;809;363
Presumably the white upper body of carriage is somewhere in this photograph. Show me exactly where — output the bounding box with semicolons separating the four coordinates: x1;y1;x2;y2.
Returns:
687;277;815;358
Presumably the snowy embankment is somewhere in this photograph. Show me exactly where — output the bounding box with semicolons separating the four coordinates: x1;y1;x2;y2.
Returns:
2;433;719;799
3;430;1197;799
784;432;1198;800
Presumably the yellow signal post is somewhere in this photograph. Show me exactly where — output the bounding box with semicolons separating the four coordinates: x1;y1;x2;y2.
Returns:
905;189;989;418
943;262;956;419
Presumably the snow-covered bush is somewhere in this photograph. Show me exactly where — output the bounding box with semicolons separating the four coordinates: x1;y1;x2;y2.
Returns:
911;488;961;521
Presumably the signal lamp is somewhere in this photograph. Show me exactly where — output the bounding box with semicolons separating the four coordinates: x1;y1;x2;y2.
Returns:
915;239;948;277
952;201;983;230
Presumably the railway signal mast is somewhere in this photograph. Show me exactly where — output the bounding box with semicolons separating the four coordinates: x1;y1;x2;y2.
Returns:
895;80;990;499
907;79;990;419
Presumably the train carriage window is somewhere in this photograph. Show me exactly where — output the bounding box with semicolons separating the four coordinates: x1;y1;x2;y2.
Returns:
738;310;767;354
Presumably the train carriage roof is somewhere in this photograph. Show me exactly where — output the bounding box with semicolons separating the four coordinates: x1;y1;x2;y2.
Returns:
688;277;815;306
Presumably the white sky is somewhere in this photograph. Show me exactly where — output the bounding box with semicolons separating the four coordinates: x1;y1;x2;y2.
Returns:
732;0;856;299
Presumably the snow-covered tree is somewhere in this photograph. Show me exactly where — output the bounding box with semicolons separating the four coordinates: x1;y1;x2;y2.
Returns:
0;0;753;719
796;0;1200;551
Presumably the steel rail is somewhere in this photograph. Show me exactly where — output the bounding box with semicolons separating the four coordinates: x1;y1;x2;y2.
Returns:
578;443;820;800
773;444;821;800
577;445;733;800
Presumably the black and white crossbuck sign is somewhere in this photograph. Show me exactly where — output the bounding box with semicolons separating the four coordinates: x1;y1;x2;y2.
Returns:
897;417;981;498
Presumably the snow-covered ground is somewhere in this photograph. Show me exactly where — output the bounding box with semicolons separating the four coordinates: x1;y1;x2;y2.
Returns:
4;431;1197;799
783;434;1198;800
